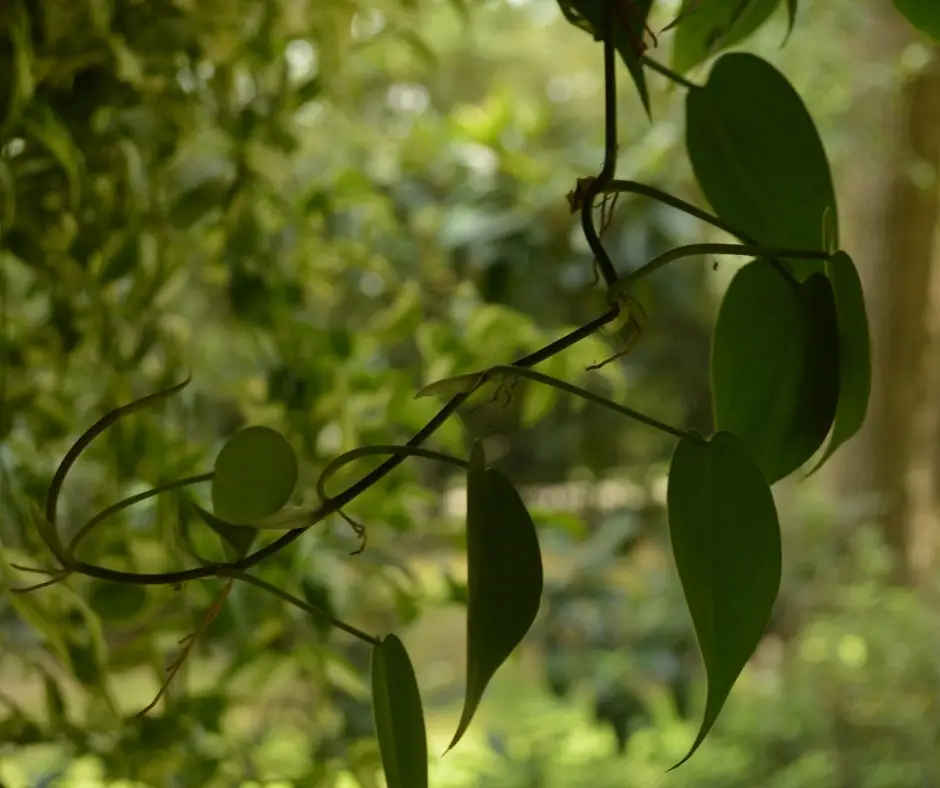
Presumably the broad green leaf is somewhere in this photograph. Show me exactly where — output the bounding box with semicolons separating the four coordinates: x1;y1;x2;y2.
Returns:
556;0;655;115
686;53;837;280
191;503;257;561
211;426;298;525
371;634;428;788
807;251;871;473
448;441;543;751
671;0;781;75
667;431;781;767
894;0;940;40
88;582;148;622
711;261;839;483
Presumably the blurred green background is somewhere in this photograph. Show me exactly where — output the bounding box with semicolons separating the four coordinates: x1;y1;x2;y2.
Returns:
2;0;940;785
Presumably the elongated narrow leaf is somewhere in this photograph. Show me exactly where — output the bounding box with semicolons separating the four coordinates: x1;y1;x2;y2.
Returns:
784;0;798;36
671;0;781;75
448;441;543;752
667;431;781;767
211;426;298;525
686;53;836;280
894;0;940;40
372;635;428;788
556;0;655;115
807;251;871;473
711;260;839;483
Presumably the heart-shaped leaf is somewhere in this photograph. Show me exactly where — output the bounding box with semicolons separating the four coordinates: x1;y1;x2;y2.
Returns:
671;0;781;75
448;441;543;752
686;53;837;280
190;503;257;561
711;260;839;484
211;426;298;525
894;0;940;41
667;431;781;768
556;0;655;115
807;251;871;473
372;634;428;788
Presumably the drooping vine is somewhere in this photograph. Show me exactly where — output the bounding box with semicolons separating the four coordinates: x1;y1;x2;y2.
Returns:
16;0;884;781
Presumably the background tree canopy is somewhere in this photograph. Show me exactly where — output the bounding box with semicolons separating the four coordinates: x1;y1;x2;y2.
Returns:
2;0;940;786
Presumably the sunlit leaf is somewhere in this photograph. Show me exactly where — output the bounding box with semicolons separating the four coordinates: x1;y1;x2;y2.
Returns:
671;0;781;75
686;53;837;280
211;426;298;525
448;441;543;752
371;634;428;788
415;372;485;400
894;0;940;40
667;431;781;767
807;251;871;473
711;260;839;483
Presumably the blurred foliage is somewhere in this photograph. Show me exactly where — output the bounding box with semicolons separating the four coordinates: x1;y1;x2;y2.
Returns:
0;0;934;785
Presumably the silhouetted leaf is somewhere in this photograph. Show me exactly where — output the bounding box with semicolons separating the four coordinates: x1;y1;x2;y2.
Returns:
671;0;780;75
808;251;871;473
686;53;836;280
191;503;257;561
894;0;940;40
448;441;543;751
371;635;428;788
211;426;298;525
556;0;655;115
711;260;839;483
667;431;781;767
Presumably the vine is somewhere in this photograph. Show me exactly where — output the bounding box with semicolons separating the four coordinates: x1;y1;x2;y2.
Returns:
14;0;891;782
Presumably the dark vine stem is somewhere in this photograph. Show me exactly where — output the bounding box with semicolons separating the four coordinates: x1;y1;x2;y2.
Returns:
641;55;698;90
225;570;380;646
33;9;629;589
47;307;619;587
617;243;828;291
580;1;620;287
465;365;702;443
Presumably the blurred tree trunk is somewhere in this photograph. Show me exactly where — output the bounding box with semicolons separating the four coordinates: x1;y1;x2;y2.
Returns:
834;13;940;584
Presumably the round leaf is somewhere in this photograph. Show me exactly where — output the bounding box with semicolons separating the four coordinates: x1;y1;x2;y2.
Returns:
371;635;428;788
711;260;839;483
667;431;781;767
671;0;781;75
211;426;298;525
686;53;837;280
807;251;872;473
448;441;543;752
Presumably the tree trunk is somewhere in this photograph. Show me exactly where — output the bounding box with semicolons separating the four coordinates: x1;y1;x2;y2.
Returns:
834;17;940;583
